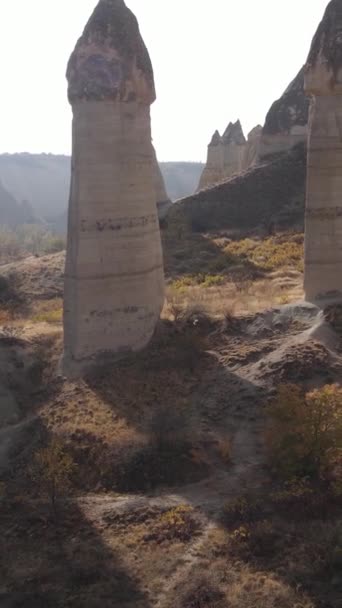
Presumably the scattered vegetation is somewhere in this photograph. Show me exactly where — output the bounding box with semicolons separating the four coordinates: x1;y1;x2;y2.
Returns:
222;495;263;528
175;575;226;608
144;505;200;543
32;306;63;324
224;233;304;272
0;224;65;262
171;274;225;291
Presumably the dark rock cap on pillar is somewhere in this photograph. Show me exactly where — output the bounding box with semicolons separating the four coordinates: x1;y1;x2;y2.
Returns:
67;0;156;104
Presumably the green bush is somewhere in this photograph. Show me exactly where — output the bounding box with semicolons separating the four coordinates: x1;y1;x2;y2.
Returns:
265;384;342;479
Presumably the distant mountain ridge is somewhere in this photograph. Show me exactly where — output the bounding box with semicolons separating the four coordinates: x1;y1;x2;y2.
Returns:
0;153;204;233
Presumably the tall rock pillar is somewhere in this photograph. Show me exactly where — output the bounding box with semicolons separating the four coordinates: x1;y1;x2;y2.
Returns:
304;0;342;300
63;0;164;375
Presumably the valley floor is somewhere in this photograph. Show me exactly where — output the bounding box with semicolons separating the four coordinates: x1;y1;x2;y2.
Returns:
0;234;341;607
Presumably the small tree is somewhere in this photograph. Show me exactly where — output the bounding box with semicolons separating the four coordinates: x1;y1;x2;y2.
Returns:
31;439;75;518
266;384;342;479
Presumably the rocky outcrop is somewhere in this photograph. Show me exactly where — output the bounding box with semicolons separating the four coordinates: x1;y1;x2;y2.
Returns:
63;0;164;375
198;120;255;190
260;67;310;159
304;0;342;300
197;130;225;190
168;143;306;235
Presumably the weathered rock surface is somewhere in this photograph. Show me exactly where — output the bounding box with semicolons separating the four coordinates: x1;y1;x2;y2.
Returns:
304;0;342;300
259;67;310;159
63;0;164;375
198;120;254;190
168;143;306;235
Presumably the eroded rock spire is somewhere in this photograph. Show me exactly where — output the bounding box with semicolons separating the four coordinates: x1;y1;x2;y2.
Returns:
63;0;164;375
197;120;248;190
304;0;342;300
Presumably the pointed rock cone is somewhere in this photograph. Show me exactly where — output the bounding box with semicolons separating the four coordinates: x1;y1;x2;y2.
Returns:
222;120;246;145
63;0;164;376
304;0;342;300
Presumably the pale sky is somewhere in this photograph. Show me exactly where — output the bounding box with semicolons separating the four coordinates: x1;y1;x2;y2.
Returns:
0;0;329;161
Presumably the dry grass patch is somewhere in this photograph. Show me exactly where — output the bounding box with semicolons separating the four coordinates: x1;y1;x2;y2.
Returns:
164;274;302;321
144;505;201;544
31;299;63;324
223;569;314;608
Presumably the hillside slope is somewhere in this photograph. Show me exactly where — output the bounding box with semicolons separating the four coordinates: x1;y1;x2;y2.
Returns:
0;154;204;230
166;144;306;235
0;179;38;228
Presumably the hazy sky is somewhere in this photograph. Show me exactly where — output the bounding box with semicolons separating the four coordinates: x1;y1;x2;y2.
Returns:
0;0;329;161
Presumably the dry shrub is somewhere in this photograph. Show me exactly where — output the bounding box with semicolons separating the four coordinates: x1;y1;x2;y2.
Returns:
227;521;281;562
175;575;226;608
171;274;225;290
32;308;62;324
225;234;304;272
31;299;63;324
178;304;213;329
222;305;242;333
225;570;313;608
265;383;342;480
144;505;200;544
269;478;340;521
222;495;264;529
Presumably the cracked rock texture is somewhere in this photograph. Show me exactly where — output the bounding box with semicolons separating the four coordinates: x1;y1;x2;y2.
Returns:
63;0;164;375
304;0;342;300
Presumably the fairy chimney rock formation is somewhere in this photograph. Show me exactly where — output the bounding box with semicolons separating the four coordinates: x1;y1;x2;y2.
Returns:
259;67;310;159
197;120;249;190
304;0;342;300
63;0;164;375
242;125;263;170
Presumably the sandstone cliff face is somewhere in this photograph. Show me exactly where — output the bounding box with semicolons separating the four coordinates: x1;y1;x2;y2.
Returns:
63;0;164;375
259;67;310;159
304;0;342;300
197;120;257;190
